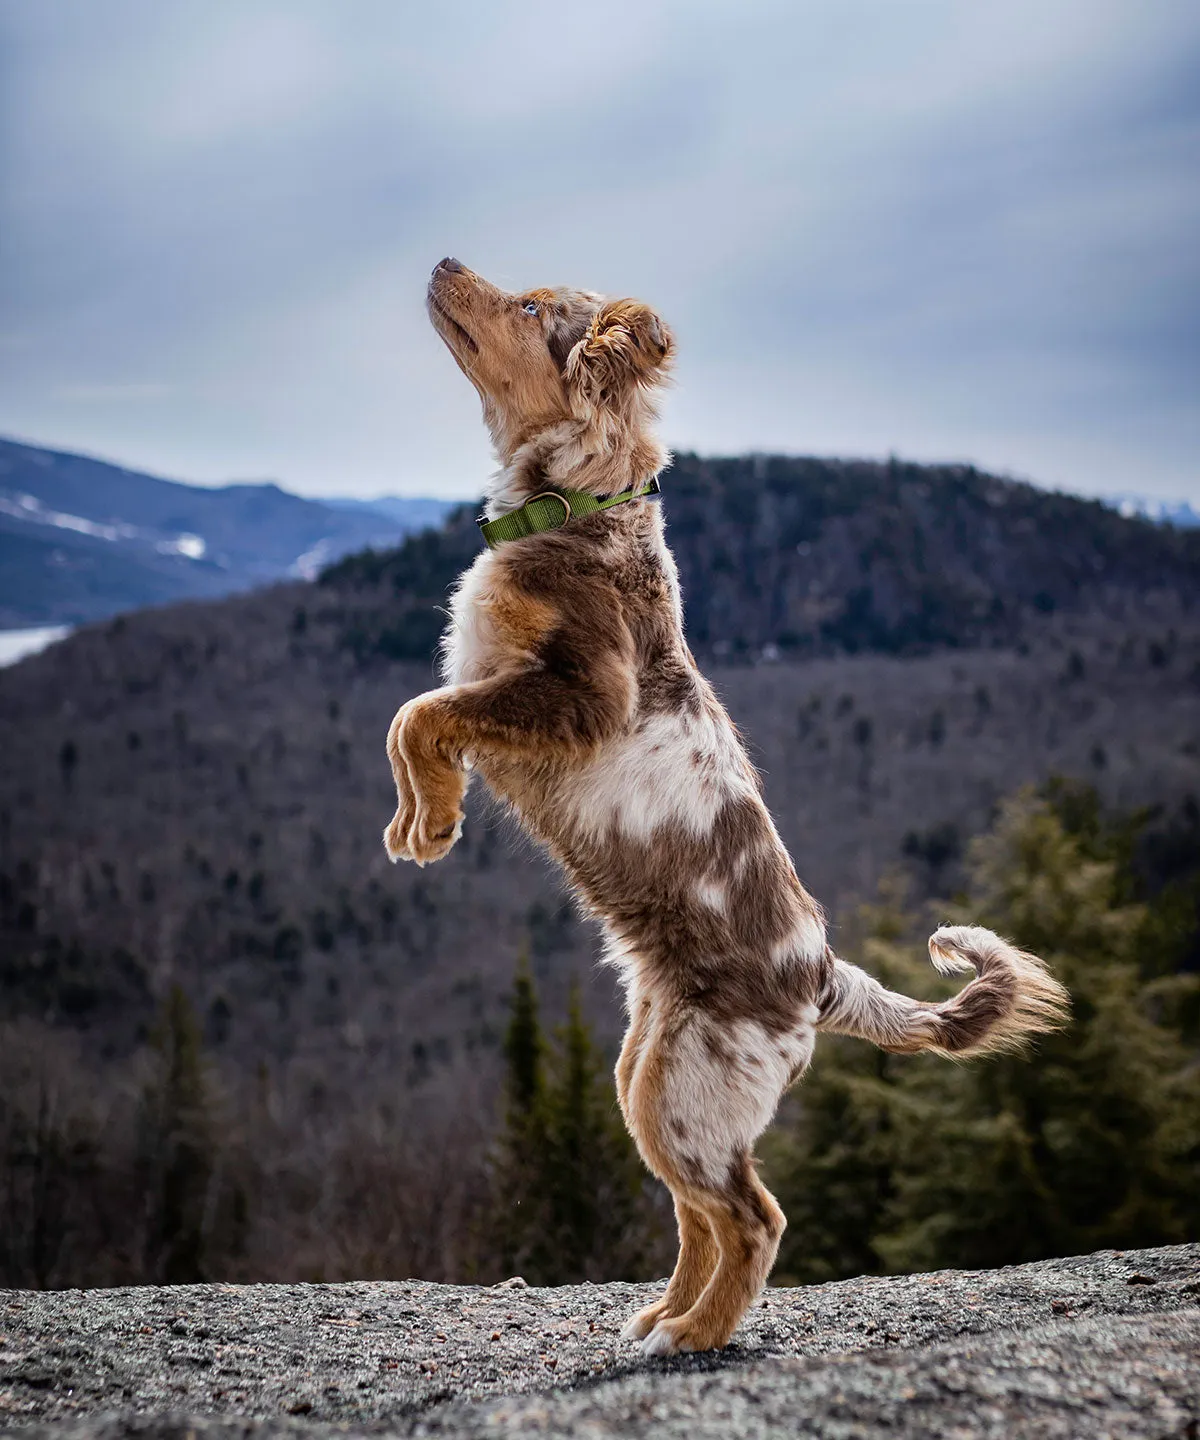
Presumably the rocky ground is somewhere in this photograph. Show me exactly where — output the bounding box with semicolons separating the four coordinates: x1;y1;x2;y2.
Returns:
2;1245;1198;1438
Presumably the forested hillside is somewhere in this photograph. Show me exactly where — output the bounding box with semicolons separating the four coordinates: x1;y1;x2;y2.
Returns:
4;454;1198;1069
1;454;1198;1288
325;453;1200;661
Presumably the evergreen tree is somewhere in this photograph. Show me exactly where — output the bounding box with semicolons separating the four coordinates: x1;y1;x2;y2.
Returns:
0;1041;98;1288
140;984;217;1283
504;959;546;1119
543;982;648;1281
491;964;661;1283
544;983;602;1277
765;787;1200;1282
878;789;1200;1272
761;889;911;1283
490;956;552;1278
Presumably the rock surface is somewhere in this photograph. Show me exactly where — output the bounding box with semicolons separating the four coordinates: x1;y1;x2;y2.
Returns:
3;1245;1198;1438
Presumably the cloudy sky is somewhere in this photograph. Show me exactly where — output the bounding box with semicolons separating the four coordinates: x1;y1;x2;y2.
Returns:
1;0;1197;501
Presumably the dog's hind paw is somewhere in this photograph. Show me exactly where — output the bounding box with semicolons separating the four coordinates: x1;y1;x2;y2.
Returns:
641;1318;694;1357
620;1302;668;1342
641;1311;733;1357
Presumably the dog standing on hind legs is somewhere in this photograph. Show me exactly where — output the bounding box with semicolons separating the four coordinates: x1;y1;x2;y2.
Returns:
384;257;1070;1354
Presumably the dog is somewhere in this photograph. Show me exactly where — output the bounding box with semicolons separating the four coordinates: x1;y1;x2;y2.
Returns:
384;257;1070;1354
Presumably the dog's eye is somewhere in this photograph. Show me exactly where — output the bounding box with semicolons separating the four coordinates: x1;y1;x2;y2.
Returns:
522;301;539;316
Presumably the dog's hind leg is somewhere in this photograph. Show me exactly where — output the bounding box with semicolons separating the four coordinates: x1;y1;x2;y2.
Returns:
620;1197;718;1341
617;998;720;1339
619;1005;804;1353
643;1157;785;1356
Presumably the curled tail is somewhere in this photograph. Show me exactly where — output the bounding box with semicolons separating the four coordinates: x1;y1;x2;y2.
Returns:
816;924;1069;1057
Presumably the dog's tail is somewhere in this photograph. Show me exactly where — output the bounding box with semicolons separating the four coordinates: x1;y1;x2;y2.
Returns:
816;924;1069;1057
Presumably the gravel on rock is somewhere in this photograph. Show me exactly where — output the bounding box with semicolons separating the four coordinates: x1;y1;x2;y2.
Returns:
2;1243;1197;1439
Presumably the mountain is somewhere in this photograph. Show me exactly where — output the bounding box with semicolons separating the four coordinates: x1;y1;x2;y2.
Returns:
0;436;453;628
1104;494;1200;527
324;453;1200;663
319;494;458;529
2;452;1198;1112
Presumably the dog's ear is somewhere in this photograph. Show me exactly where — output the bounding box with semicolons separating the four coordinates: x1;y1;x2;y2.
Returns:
565;299;673;411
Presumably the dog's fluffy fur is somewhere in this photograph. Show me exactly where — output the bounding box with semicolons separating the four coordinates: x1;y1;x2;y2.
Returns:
385;258;1070;1354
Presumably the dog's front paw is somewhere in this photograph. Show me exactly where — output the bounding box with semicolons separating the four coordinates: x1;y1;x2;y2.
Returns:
383;799;415;862
406;761;468;865
406;800;464;866
388;696;467;865
385;707;420;862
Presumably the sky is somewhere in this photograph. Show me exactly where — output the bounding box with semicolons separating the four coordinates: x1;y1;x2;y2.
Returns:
1;0;1197;502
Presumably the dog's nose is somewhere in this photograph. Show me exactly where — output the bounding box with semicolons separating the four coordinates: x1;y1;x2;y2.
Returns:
435;256;463;274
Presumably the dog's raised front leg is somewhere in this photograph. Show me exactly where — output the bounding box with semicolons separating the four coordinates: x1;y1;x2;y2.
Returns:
385;653;634;866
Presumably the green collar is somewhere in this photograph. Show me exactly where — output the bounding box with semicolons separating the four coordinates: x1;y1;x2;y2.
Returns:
478;475;661;549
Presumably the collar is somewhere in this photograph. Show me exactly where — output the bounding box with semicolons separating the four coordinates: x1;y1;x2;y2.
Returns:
478;475;661;550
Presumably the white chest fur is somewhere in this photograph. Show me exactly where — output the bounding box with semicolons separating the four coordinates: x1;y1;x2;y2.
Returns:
439;549;503;687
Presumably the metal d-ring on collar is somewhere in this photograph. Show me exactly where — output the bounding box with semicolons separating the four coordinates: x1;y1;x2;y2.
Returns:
525;491;572;528
477;474;661;549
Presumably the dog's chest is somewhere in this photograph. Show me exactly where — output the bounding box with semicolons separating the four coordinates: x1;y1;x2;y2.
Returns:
440;550;500;686
441;549;554;687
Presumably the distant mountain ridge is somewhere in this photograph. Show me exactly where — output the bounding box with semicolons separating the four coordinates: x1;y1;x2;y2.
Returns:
319;494;463;529
0;436;455;628
5;434;1195;635
324;453;1200;664
1105;494;1200;527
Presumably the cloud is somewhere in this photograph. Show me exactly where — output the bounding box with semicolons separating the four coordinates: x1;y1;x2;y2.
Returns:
54;384;174;403
0;0;1196;500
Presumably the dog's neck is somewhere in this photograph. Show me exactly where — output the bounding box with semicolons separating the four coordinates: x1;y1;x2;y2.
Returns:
484;418;669;520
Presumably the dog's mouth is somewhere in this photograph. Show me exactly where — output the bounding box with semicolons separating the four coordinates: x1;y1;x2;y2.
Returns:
427;293;479;354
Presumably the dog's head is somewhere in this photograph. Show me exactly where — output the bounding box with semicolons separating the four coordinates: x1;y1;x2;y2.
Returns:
427;258;673;479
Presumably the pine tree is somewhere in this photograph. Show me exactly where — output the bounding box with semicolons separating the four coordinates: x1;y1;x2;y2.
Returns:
543;982;648;1281
490;956;552;1278
544;983;601;1277
765;787;1200;1282
762;885;916;1284
491;965;662;1283
140;984;217;1283
877;789;1200;1272
504;959;545;1119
